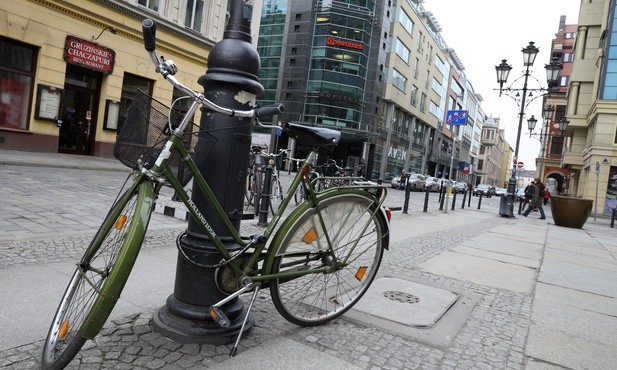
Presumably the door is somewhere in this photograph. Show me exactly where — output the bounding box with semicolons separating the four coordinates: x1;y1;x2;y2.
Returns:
58;65;101;155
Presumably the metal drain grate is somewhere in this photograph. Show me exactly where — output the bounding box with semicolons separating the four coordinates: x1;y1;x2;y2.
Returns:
383;290;420;304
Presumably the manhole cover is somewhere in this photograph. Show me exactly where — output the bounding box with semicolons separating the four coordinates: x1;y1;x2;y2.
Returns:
383;290;420;304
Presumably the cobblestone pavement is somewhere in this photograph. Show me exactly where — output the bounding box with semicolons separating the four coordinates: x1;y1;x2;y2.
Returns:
0;161;591;369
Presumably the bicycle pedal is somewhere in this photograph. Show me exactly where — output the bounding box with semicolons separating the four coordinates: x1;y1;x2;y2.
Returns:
208;306;231;328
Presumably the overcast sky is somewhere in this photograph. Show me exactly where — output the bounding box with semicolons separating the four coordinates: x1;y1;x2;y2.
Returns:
424;0;581;170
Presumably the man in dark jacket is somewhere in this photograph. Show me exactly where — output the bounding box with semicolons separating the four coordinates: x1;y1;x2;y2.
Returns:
522;182;535;211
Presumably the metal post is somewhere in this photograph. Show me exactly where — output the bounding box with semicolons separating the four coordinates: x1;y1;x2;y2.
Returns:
439;185;445;211
467;187;472;207
611;208;616;228
153;0;262;344
477;194;483;210
451;189;457;211
461;190;466;209
403;174;411;214
423;187;429;212
258;163;273;225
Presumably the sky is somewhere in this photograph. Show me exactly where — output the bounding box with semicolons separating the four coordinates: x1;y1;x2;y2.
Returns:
424;0;581;170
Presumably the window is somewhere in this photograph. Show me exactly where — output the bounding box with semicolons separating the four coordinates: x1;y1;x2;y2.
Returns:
410;85;418;105
0;37;37;130
117;73;153;132
563;52;574;62
294;25;300;32
565;32;576;39
398;10;414;35
391;68;407;91
287;81;293;88
419;93;427;112
290;58;296;66
185;0;204;31
138;0;162;12
394;38;410;63
291;47;297;55
295;14;301;21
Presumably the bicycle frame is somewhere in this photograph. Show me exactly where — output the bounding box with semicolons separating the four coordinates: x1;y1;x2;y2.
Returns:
138;122;387;284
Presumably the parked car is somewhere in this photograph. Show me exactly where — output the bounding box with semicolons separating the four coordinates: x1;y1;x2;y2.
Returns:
494;187;508;196
473;184;492;197
391;173;426;190
424;176;440;192
454;181;468;193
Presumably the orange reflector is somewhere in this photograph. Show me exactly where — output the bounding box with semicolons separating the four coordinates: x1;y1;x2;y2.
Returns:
301;227;317;244
115;214;128;231
355;266;368;281
209;309;217;319
58;320;69;340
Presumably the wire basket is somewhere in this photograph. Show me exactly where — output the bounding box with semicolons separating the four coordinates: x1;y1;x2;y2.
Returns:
113;90;216;186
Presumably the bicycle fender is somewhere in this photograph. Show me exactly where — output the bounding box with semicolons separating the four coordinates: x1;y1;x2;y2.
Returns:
80;181;155;338
262;189;389;275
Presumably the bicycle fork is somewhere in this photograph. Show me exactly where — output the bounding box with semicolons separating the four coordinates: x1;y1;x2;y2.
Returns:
208;279;261;357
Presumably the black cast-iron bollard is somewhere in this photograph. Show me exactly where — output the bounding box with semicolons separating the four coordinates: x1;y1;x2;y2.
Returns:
518;199;523;214
258;163;273;225
611;208;616;228
468;187;472;207
451;189;457;211
439;185;445;210
403;177;411;214
461;190;466;209
477;194;483;210
153;0;263;345
423;187;430;212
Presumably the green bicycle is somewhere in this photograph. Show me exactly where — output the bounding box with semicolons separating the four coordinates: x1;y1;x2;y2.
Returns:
41;19;390;370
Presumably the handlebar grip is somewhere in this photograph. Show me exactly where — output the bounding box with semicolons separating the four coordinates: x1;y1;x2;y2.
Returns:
142;19;157;52
255;104;285;119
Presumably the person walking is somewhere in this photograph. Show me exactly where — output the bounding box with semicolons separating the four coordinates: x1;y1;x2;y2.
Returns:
522;178;546;219
522;181;535;212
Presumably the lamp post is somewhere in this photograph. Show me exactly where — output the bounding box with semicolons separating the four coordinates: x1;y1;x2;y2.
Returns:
495;42;562;218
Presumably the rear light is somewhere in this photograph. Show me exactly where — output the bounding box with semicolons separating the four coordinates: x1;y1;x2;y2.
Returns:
385;207;392;221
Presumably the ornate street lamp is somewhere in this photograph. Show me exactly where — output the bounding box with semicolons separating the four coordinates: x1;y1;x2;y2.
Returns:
494;41;562;218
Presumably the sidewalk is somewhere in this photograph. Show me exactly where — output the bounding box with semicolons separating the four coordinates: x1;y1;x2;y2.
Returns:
1;149;616;369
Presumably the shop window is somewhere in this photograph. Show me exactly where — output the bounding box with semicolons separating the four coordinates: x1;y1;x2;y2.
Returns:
117;73;153;132
0;37;37;130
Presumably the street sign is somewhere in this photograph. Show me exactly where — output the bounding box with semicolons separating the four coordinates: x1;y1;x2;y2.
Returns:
446;110;468;125
517;162;524;168
596;161;600;174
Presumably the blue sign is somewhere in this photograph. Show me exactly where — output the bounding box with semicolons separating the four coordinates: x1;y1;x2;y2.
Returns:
276;129;282;137
446;110;468;125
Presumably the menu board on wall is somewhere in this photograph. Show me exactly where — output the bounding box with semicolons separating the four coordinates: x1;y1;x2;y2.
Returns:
35;84;63;122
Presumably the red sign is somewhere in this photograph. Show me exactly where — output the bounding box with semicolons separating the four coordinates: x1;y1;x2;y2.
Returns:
326;36;364;51
63;36;115;74
517;162;524;168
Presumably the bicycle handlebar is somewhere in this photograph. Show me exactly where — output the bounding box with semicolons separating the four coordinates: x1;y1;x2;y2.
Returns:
140;18;284;124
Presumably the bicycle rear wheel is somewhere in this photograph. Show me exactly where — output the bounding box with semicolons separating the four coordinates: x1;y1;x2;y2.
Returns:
41;182;153;370
269;192;386;326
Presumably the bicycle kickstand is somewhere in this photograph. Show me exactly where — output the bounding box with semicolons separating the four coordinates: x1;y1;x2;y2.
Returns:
230;285;261;357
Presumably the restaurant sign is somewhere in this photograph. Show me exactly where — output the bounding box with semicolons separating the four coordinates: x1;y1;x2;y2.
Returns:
63;36;115;74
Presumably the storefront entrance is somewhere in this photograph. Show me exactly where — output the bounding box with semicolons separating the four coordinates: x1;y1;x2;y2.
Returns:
58;65;101;155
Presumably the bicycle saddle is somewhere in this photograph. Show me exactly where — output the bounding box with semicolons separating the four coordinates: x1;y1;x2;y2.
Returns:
285;122;341;146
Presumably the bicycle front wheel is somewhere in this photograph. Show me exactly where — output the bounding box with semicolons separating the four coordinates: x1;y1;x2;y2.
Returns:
269;193;387;326
41;182;153;370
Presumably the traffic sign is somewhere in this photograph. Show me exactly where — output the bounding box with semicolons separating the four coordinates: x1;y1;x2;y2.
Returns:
446;110;468;125
517;162;524;169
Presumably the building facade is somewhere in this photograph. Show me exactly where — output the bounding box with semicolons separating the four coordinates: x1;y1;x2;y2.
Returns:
0;0;229;157
562;0;617;215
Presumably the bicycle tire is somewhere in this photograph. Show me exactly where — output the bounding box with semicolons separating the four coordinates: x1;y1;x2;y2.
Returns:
294;183;305;205
269;173;283;214
41;182;154;370
269;192;387;326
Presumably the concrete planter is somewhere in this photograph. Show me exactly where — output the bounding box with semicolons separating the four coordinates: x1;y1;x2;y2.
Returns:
550;195;593;228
